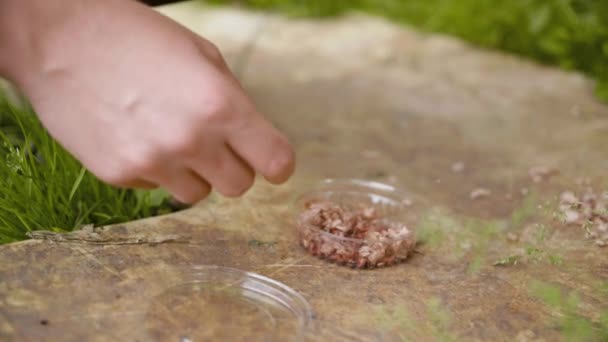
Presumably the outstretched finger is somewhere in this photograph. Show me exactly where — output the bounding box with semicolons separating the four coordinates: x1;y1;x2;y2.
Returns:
227;116;295;184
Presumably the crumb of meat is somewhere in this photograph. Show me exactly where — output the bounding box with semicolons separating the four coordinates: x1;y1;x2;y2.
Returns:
451;162;465;173
558;188;608;247
470;188;491;200
528;166;559;183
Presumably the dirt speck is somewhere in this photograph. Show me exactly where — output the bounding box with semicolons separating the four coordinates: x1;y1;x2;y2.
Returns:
528;166;558;183
470;188;491;200
451;162;465;173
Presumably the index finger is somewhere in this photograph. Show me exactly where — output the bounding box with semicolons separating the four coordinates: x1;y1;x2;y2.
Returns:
227;115;295;184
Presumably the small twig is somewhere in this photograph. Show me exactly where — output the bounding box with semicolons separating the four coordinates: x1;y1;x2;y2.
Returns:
27;229;190;246
261;264;321;268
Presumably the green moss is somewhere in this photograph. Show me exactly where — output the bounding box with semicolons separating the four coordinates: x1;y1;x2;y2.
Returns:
360;301;455;341
493;254;521;267
467;255;483;273
510;193;539;229
547;254;564;265
370;304;415;340
530;281;608;341
426;297;454;341
247;239;277;248
415;208;455;247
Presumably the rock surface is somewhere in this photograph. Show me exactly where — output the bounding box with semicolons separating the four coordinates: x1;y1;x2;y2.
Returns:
1;2;607;340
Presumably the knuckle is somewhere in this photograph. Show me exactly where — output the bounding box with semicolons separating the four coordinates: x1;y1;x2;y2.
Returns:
201;95;232;124
162;132;198;156
207;43;224;62
201;40;226;65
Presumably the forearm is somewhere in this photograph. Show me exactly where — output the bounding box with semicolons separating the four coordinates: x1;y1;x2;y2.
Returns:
0;0;26;80
2;1;48;83
0;0;93;86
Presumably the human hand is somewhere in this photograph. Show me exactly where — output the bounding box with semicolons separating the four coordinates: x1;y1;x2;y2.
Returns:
0;0;294;203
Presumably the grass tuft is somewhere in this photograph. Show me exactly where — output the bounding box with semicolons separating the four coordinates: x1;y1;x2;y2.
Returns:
0;96;172;244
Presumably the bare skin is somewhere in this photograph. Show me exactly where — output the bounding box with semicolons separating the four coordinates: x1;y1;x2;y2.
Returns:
0;0;295;203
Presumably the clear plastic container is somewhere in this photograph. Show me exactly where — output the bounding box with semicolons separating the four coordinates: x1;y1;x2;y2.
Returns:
293;179;416;269
145;265;313;341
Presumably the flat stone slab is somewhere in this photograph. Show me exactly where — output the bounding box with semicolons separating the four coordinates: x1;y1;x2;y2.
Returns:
1;2;607;341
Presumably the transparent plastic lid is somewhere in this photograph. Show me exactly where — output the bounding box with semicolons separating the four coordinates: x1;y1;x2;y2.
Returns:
293;178;409;219
144;265;312;341
293;179;416;269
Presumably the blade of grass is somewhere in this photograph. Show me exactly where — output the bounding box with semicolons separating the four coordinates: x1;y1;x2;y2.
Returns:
69;167;87;202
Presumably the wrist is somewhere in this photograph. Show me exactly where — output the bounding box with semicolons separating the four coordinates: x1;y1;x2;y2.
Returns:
0;0;40;83
0;1;24;81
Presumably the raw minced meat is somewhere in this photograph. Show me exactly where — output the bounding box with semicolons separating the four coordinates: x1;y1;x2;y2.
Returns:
297;201;416;268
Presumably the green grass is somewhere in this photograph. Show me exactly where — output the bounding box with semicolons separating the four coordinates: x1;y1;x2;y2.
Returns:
426;298;455;342
206;0;608;101
510;193;539;229
0;96;172;244
359;300;455;341
531;281;608;341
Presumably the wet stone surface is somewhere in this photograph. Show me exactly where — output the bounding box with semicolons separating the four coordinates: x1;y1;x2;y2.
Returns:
1;2;607;341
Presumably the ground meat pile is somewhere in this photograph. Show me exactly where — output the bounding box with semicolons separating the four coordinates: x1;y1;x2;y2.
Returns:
297;201;416;268
559;190;608;247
